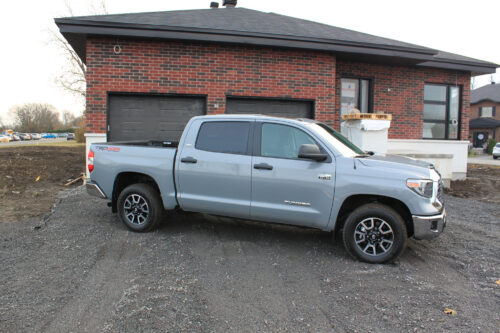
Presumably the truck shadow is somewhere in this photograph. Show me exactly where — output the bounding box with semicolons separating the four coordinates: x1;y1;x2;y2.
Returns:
109;210;429;266
154;211;351;261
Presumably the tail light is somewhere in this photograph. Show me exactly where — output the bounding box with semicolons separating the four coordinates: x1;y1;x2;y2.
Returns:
88;150;94;173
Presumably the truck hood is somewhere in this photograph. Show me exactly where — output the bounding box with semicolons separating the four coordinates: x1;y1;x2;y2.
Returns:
357;154;434;176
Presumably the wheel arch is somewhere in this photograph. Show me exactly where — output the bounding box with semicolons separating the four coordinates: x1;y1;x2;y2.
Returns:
112;172;162;213
334;194;414;237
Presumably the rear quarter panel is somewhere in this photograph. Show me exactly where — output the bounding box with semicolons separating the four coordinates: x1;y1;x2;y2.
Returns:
90;144;178;209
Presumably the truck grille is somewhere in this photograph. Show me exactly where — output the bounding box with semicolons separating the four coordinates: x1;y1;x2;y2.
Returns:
437;181;444;204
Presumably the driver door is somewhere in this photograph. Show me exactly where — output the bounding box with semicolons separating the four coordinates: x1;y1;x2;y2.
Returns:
250;122;336;228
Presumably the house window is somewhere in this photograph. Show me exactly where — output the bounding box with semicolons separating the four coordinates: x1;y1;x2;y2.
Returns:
340;78;371;119
423;84;461;139
480;106;495;118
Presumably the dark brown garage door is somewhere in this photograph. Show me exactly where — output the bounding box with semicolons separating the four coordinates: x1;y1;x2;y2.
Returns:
226;98;314;119
108;94;205;141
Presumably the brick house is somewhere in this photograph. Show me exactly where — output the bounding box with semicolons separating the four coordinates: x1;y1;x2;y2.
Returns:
55;1;497;179
469;83;500;147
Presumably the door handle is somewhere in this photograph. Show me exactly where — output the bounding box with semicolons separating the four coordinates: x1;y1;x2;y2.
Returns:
181;156;197;164
254;163;273;170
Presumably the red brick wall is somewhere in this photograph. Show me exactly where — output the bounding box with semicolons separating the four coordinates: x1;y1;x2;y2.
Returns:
336;60;471;140
85;38;336;133
86;37;471;140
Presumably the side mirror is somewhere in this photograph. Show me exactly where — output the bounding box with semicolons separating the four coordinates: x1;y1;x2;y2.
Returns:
298;144;328;162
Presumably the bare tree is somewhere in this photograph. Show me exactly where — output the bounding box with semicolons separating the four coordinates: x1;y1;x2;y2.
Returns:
9;103;63;133
61;109;77;127
50;0;108;103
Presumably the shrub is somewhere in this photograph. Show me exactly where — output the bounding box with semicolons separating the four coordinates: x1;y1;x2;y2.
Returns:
487;138;497;155
74;127;85;143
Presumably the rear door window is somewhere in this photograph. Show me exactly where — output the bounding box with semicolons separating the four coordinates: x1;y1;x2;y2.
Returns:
196;121;251;155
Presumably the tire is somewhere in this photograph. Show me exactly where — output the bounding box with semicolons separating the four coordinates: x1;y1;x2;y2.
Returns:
493;156;498;160
342;203;407;264
117;183;164;232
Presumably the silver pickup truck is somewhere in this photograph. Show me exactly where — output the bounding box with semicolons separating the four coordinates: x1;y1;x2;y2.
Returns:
87;115;446;263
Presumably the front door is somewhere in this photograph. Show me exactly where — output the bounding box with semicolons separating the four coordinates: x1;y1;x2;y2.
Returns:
250;122;336;228
176;120;253;219
474;132;489;148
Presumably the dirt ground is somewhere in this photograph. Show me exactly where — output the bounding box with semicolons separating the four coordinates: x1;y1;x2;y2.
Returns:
1;189;499;332
0;146;85;222
0;148;499;332
1;147;499;221
446;164;500;205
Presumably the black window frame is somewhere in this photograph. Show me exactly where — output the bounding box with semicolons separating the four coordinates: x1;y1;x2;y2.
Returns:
423;83;462;140
253;122;332;163
340;77;374;119
195;121;253;156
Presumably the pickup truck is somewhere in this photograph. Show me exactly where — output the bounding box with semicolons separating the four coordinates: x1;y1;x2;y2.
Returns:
86;115;446;264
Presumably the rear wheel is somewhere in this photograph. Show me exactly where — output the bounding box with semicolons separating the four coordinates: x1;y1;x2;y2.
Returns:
342;203;407;264
117;183;164;232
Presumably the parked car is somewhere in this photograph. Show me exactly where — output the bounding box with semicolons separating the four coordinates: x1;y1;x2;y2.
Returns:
493;143;500;160
31;133;42;140
42;133;57;139
58;133;68;138
19;133;32;140
9;134;20;141
87;115;446;264
67;133;75;140
0;135;10;143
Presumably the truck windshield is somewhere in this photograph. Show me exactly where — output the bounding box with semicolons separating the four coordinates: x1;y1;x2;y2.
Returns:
306;122;365;157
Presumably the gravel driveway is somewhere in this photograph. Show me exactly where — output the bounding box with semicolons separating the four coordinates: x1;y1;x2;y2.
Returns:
1;188;499;332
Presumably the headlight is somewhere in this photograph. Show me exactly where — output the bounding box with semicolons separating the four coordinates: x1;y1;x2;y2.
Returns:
407;179;434;198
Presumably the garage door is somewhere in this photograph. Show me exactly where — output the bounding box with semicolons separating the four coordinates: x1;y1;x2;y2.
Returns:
226;98;313;119
108;95;205;141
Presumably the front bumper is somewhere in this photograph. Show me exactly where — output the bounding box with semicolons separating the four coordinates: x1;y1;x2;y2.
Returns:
86;179;107;199
412;209;446;240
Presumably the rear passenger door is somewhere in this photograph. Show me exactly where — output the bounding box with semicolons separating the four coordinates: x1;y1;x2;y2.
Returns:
176;120;253;219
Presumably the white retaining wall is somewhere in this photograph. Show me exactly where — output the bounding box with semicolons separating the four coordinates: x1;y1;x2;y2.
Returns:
388;139;469;182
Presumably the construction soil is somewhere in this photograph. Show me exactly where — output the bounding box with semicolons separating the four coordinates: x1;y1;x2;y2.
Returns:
0;146;85;223
0;146;499;223
446;164;500;205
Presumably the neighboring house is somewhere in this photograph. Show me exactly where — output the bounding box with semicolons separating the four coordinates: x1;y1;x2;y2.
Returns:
55;1;498;180
469;83;500;147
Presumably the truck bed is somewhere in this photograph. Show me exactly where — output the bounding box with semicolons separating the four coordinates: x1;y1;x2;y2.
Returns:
90;141;179;210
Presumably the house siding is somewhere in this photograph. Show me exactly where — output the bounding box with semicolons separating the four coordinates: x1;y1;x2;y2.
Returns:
86;37;471;140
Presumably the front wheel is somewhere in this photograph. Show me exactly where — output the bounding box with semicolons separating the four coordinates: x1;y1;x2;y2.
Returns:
117;183;164;232
342;203;407;264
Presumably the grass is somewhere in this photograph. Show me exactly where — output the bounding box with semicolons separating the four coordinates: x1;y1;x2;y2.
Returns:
0;140;85;148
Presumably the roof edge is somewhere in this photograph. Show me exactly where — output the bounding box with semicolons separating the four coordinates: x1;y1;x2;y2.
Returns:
470;98;500;105
416;61;497;76
55;18;438;56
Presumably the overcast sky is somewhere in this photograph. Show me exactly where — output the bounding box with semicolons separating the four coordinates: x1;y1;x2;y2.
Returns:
1;0;498;125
